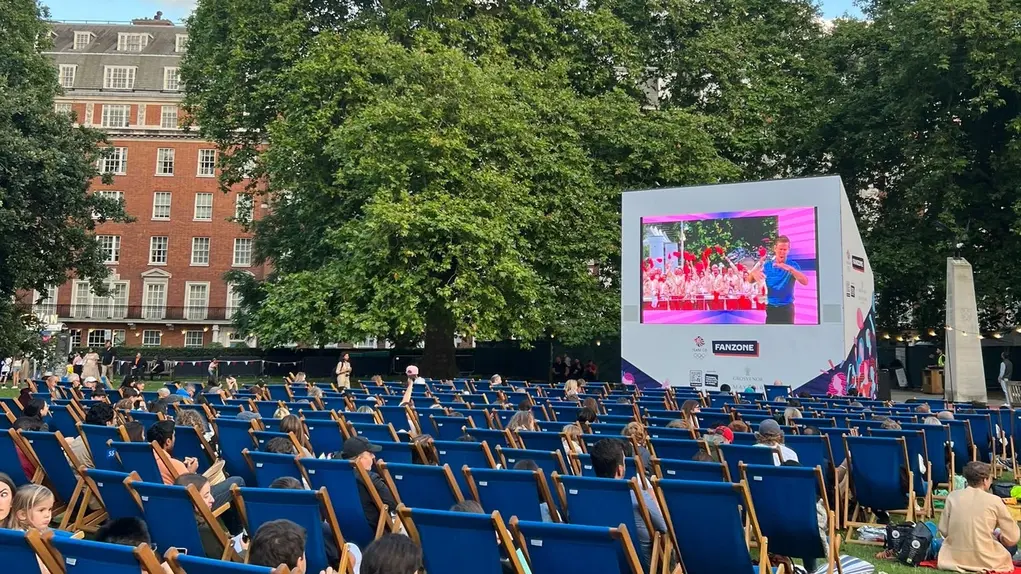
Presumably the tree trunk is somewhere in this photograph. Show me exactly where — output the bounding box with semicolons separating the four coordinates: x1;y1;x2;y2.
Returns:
421;300;458;379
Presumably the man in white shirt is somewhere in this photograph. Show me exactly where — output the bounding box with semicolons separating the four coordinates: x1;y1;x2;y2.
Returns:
998;351;1013;406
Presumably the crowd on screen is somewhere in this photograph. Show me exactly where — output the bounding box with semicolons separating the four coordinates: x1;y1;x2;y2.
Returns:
1;360;1019;574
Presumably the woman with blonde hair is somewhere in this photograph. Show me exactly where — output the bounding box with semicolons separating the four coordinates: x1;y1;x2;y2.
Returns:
783;407;803;426
622;422;652;472
507;410;537;433
564;379;580;401
561;423;585;455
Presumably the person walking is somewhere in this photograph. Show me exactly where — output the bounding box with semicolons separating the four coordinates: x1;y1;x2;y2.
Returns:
81;348;101;382
335;353;352;389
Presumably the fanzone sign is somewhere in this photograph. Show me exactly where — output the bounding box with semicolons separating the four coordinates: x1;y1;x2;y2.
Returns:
712;340;760;357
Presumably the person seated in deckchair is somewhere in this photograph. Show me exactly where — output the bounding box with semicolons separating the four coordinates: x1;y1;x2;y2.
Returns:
938;461;1019;573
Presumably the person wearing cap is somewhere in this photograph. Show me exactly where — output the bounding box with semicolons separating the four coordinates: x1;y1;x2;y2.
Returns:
754;419;799;465
338;437;399;532
405;365;426;386
83;375;98;390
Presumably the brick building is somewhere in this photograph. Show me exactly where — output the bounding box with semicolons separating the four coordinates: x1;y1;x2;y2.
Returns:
27;18;268;349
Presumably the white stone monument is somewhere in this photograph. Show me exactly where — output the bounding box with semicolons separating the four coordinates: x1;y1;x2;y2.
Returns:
945;257;986;403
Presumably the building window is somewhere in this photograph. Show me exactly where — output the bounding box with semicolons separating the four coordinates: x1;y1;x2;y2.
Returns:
156;148;175;175
226;283;243;320
191;237;210;265
73;31;93;50
71;280;128;319
184;331;204;347
197;149;216;177
160;105;178;129
194;193;213;220
112;330;125;345
233;238;253;267
103;66;136;90
69;329;81;348
152;192;172;220
117;32;150;52
87;329;112;347
58;64;76;88
142;330;162;347
97;235;120;263
93;190;124;219
163;67;180;91
185;283;209;320
98;147;127;175
235;194;254;223
100;104;130;128
149;236;169;265
54;102;72;115
34;286;57;318
143;283;167;320
176;34;188;53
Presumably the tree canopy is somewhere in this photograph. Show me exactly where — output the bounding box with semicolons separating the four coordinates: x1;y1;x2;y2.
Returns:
0;0;127;359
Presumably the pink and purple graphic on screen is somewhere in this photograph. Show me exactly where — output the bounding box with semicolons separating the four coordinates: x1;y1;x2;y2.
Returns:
641;207;819;325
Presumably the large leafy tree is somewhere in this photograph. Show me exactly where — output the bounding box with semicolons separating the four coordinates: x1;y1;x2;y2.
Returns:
0;0;127;358
816;0;1021;331
183;0;734;375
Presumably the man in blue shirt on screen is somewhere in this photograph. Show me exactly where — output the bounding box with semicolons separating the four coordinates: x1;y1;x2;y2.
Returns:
747;235;809;324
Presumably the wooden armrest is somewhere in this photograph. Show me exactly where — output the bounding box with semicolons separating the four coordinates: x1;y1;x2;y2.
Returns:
212;502;230;518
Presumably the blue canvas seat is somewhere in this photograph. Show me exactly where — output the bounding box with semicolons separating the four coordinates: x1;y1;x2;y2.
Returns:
370;440;416;465
717;443;780;482
19;430;103;530
347;422;401;443
869;428;932;514
376;405;418;434
251;430;300;452
303;418;345;456
955;413;992;462
242;449;302;487
128;481;237;560
495;446;569;476
510;519;644;574
108;441;164;484
816;427;852;467
0;429;31;485
36;532;166;574
514;430;573;459
232;486;345;574
297;457;386;548
650;458;729;482
80;468;143;523
428;415;473;441
553;474;662;571
77;423;129;471
432;440;497;493
172;425;215;473
377;461;463;510
398;507;523;574
741;463;838;573
48;404;80;438
843;436;914;542
467;428;516;450
465;467;559;523
647;438;703;461
652;479;770;574
570;453;644;484
694;412;733;429
164;548;291;573
212;417;260;486
0;528;46;574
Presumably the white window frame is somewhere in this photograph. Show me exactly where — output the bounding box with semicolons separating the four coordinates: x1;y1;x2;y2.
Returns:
226;282;243;320
117;32;150;52
87;329;112;347
141;330;162;347
58;64;76;88
175;34;188;53
232;238;253;267
98;147;127;175
163;67;180;91
191;237;210;266
97;235;121;263
73;31;93;50
152;192;172;221
93;190;124;220
103;66;136;90
184;282;210;320
155;148;175;176
33;286;58;318
54;102;72;115
112;329;126;345
142;281;167;320
100;104;130;128
194;193;213;221
184;331;204;347
160;105;178;129
70;280;129;319
197;149;216;177
149;236;169;265
68;329;82;349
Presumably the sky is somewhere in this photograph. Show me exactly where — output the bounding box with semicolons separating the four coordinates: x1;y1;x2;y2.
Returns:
44;0;862;24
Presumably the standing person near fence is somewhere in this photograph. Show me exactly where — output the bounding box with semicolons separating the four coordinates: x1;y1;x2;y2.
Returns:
336;353;352;389
100;340;116;382
998;352;1012;406
207;358;219;385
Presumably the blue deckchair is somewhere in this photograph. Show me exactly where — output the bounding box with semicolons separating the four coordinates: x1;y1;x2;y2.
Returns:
495;446;569;477
77;423;129;471
303;418;345;456
650;458;729;482
337;410;378;426
428;415;472;441
843;436;914;543
717;443;780;481
653;479;769;574
129;481;236;560
514;430;573;459
647;438;703;461
0;429;31;485
817;427;852;467
377;462;463;510
955;413;992;463
0;528;45;574
465;467;558;523
553;474;661;571
297;457;385;548
869;428;932;514
37;532;166;574
376;405;417;434
242;449;302;487
232;486;343;574
510;519;644;574
347;423;400;443
109;441;164;484
741;463;838;573
80;468;143;522
467;428;516;450
398;507;523;574
945;420;976;473
164;549;291;573
433;440;497;492
212;417;259;486
172;425;215;472
19;430;101;530
48;404;79;438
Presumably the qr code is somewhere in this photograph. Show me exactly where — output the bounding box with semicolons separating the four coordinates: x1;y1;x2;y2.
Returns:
689;370;702;384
